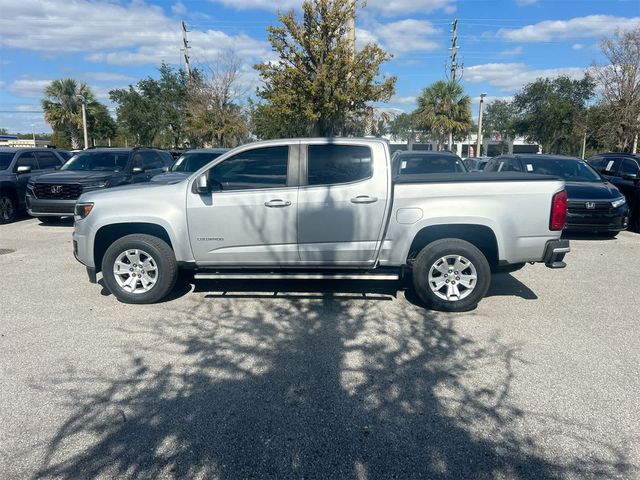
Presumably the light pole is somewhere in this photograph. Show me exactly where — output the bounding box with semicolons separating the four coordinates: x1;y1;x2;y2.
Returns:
31;124;35;145
476;93;486;157
76;94;89;150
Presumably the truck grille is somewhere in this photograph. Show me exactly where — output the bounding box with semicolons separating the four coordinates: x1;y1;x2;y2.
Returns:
567;201;611;214
33;183;83;200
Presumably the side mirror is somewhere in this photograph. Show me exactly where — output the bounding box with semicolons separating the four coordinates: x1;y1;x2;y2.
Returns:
194;173;210;194
161;166;169;173
132;166;144;174
16;165;32;174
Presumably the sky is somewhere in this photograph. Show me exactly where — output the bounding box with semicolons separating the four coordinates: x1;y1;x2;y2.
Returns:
0;0;639;133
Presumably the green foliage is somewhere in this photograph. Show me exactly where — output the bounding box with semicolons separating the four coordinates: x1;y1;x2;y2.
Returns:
110;64;195;147
41;78;112;149
187;55;252;148
513;75;595;155
413;80;472;149
388;112;416;143
483;100;518;154
254;0;396;138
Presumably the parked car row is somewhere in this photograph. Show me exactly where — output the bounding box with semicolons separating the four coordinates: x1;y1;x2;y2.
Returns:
0;147;229;224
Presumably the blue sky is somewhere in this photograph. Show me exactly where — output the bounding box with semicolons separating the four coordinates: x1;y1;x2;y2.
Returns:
1;0;639;133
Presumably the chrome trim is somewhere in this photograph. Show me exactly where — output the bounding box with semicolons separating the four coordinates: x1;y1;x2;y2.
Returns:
194;273;399;281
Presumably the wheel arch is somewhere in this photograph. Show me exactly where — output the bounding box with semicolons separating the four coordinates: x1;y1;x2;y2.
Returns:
94;222;173;273
406;223;500;268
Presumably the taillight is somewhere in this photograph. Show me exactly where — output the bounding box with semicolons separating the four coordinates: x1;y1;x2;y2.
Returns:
550;190;567;231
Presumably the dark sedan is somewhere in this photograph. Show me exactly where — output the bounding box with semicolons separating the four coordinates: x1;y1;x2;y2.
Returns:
485;154;629;236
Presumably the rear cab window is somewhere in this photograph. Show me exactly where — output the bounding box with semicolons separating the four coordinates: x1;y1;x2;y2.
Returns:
398;154;466;174
307;144;372;185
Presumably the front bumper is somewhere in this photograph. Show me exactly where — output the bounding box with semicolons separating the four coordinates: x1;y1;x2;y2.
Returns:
566;204;629;233
26;195;76;217
543;239;570;268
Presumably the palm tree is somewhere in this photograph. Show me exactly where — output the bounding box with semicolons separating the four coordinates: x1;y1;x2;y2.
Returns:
42;79;96;149
413;80;472;150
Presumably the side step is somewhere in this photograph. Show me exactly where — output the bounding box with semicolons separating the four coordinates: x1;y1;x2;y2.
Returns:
194;272;400;281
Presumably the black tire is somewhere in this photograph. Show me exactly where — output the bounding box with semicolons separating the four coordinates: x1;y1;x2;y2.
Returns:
101;234;178;304
0;192;17;224
412;238;491;312
37;216;61;224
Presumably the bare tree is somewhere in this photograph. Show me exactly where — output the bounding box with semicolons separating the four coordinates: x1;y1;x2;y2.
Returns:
592;27;640;151
187;52;252;148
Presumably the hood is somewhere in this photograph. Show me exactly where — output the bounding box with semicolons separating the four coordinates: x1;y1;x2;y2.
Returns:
78;181;176;203
150;172;190;184
564;181;622;201
31;170;118;184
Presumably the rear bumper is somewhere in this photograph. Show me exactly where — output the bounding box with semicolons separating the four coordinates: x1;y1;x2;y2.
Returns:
26;195;76;216
543;239;570;268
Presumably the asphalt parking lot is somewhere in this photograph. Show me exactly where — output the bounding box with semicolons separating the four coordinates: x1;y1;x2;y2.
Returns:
1;217;639;479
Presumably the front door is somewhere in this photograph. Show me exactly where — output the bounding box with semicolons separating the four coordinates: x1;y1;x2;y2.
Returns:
297;142;389;265
187;144;300;266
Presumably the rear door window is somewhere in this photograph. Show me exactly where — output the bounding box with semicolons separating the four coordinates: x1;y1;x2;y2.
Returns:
15;151;39;171
620;158;640;177
307;144;372;185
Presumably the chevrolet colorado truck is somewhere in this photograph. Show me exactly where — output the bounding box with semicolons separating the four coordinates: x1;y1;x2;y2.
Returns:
72;138;569;311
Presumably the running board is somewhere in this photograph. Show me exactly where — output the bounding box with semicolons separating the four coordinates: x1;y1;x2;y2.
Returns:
194;272;400;281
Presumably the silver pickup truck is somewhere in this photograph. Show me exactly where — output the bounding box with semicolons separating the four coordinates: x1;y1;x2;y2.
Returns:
72;138;570;311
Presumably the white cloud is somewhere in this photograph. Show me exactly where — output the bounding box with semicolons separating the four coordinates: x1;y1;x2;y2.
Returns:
208;0;456;14
465;63;587;92
171;2;186;15
0;0;269;66
572;43;585;51
7;79;52;98
500;46;523;57
357;19;440;55
498;15;640;43
390;95;417;105
83;72;135;82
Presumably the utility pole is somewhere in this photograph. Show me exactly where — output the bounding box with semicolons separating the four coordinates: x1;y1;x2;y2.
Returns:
477;93;486;157
581;129;587;159
182;20;191;80
76;94;89;150
448;18;459;150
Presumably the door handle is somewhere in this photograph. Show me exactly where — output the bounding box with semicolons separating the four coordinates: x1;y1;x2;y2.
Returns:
264;199;292;208
350;195;378;204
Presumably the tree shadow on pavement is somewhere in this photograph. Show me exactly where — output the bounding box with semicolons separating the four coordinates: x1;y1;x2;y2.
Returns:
34;289;635;479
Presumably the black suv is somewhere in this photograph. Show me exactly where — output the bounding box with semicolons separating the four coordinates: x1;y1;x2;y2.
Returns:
485;154;630;236
26;147;173;222
587;152;640;232
0;148;67;223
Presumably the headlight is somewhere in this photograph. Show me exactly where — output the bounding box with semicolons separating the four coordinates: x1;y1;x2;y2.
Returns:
611;197;626;208
82;180;109;190
74;202;94;219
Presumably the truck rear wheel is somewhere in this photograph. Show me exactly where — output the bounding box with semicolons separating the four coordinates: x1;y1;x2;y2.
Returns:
412;238;491;312
101;234;178;304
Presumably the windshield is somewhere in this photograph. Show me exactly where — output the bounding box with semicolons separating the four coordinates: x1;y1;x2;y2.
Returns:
171;152;225;172
523;158;602;182
399;154;467;174
0;152;14;170
61;151;129;171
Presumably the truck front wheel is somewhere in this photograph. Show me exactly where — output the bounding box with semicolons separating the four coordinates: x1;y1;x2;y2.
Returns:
412;238;491;312
101;234;178;304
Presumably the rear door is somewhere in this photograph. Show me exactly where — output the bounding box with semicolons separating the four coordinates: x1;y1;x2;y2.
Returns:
611;158;640;214
187;143;300;266
14;151;41;203
297;141;389;265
